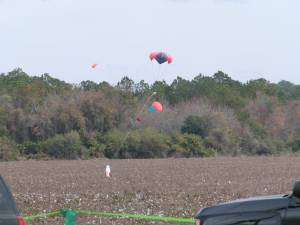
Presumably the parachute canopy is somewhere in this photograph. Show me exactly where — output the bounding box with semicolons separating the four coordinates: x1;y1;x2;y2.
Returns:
148;101;163;113
149;52;173;64
91;64;97;69
148;106;156;113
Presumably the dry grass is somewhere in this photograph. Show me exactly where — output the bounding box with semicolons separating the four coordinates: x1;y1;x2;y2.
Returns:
0;156;299;224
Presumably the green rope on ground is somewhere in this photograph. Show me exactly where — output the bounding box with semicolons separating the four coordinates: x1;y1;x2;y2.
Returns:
24;210;61;222
24;209;195;224
77;210;195;223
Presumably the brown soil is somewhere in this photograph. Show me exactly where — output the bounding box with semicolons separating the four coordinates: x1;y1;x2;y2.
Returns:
0;156;298;224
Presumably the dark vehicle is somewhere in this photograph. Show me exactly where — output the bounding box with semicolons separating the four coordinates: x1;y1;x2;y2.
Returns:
0;176;25;225
195;181;300;225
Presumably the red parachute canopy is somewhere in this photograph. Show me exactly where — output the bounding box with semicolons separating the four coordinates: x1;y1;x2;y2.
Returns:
167;55;173;64
149;51;173;64
149;52;158;61
152;101;163;112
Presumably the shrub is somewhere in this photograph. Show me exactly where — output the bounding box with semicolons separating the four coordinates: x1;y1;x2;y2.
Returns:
181;115;212;137
103;129;123;158
288;139;300;152
127;128;170;158
170;132;215;157
0;137;19;161
21;142;42;155
42;130;82;159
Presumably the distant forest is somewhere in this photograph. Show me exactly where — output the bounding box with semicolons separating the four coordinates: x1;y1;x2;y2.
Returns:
1;68;300;160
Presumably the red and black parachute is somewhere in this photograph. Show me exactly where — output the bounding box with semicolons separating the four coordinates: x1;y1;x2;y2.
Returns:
149;52;173;64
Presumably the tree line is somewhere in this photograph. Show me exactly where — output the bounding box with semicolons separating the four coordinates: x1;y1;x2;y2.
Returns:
1;68;300;160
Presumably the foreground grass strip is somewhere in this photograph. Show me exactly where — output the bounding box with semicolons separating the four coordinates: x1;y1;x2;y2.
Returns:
24;210;62;222
77;210;195;223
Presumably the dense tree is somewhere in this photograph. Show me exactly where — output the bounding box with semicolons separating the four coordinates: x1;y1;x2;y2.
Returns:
1;68;300;160
181;115;212;137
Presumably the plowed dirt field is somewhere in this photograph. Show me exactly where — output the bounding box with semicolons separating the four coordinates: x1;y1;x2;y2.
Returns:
0;156;299;224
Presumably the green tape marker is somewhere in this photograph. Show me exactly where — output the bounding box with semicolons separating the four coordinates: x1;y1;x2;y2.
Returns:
61;209;77;225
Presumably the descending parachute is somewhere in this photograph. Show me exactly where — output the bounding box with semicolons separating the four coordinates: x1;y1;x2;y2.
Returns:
137;101;163;122
148;106;156;113
148;101;163;113
91;64;97;69
149;52;173;64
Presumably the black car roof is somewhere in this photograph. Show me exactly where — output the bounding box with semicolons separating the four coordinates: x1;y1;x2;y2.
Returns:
197;194;289;218
0;176;19;215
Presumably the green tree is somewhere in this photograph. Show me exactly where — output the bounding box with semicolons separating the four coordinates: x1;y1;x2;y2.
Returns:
134;80;150;96
117;76;135;92
80;80;98;91
170;132;215;157
42;131;82;159
181;115;212;137
0;137;18;161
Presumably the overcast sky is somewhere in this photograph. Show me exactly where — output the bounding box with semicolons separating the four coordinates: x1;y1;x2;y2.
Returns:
1;0;300;85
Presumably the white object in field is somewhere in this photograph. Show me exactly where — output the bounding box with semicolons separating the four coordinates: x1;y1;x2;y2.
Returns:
105;165;111;177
